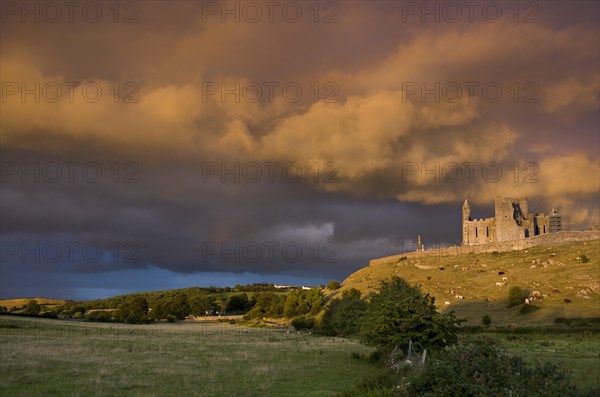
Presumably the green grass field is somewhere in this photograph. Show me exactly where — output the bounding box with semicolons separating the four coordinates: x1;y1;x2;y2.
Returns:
1;316;599;395
0;316;378;397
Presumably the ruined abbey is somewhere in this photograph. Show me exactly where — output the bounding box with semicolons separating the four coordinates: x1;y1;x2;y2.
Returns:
462;197;562;246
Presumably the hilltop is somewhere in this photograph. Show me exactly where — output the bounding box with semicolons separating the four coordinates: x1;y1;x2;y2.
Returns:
335;231;600;326
0;298;66;310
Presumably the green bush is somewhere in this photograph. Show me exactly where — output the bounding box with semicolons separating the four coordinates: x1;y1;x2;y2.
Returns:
482;314;492;327
284;289;324;318
341;288;361;300
224;293;252;313
166;314;177;323
508;286;524;307
291;315;315;330
320;297;367;336
25;300;41;315
341;339;595;397
116;296;149;323
361;277;461;353
152;293;190;320
327;281;341;290
86;311;113;322
406;338;578;396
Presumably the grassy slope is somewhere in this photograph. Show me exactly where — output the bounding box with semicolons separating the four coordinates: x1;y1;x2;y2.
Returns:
337;239;600;326
0;298;66;310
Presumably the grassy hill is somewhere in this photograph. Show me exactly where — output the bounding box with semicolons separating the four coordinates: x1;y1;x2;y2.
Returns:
336;238;600;326
0;298;66;311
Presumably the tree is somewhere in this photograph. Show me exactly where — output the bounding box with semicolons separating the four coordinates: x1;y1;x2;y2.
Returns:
283;289;323;318
327;281;341;290
508;286;524;307
245;292;286;319
482;314;492;328
152;293;190;320
116;297;148;323
305;288;324;315
361;277;461;352
224;294;251;313
283;291;300;318
189;294;219;316
320;297;367;336
68;305;86;317
291;315;315;330
170;293;190;319
87;311;112;322
25;300;41;315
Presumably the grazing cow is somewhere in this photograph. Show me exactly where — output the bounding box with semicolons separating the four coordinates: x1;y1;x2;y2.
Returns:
496;282;505;287
454;295;465;300
498;271;505;275
502;276;508;282
454;265;459;269
525;298;530;304
444;301;451;306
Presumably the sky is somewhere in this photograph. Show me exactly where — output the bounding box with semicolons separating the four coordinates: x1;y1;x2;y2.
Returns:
1;0;599;300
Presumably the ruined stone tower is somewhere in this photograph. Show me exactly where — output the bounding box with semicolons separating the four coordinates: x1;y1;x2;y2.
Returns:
462;199;471;245
462;197;562;246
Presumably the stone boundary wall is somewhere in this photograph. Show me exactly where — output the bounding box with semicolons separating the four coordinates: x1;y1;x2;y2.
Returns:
369;230;599;266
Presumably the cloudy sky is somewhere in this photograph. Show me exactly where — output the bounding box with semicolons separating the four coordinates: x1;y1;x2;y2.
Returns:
1;1;598;300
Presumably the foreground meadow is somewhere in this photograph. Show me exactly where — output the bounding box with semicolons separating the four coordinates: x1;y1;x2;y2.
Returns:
2;316;598;396
0;316;377;397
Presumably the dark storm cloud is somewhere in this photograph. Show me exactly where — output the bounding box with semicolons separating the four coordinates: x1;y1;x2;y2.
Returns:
1;1;598;298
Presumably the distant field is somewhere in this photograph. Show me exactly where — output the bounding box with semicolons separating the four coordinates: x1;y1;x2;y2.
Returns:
338;239;600;326
0;298;66;310
0;316;378;397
